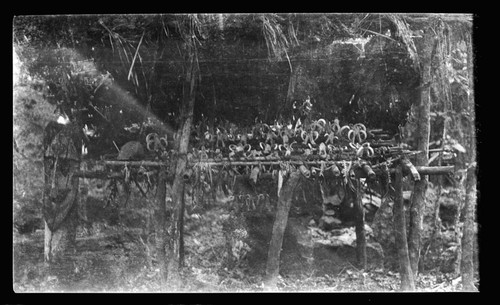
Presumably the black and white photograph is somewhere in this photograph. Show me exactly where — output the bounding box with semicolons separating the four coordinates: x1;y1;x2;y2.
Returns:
12;13;477;292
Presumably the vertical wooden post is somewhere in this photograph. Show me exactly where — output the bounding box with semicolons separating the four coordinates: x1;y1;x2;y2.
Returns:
265;171;301;287
354;179;367;269
154;169;168;287
461;29;476;292
43;171;79;267
42;123;80;264
408;25;434;277
167;25;199;286
394;165;415;291
461;164;477;291
178;181;186;268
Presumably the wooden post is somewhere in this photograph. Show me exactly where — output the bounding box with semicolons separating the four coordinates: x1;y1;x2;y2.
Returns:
461;31;476;292
178;181;186;268
154;169;168;287
42;123;80;264
354;178;367;269
408;26;434;277
167;26;199;287
264;170;302;288
461;164;477;291
394;165;415;291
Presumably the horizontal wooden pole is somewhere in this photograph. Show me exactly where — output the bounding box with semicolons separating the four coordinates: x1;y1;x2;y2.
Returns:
190;160;349;166
415;165;455;175
103;158;365;167
73;164;455;183
98;158;454;176
388;165;455;176
73;170;123;179
189;155;349;163
103;160;168;167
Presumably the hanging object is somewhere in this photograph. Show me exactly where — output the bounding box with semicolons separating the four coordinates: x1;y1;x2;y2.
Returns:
277;170;284;196
250;166;260;184
299;164;311;178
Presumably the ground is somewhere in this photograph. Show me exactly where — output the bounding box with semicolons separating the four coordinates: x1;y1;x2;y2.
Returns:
13;210;471;293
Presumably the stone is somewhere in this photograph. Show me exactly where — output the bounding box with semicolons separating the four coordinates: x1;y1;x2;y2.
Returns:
117;141;145;160
318;215;342;231
312;224;385;275
324;209;336;216
362;193;381;208
371;197;395;250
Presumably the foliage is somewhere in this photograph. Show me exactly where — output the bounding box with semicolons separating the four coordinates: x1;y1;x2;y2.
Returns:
13;14;425;136
13;53;57;233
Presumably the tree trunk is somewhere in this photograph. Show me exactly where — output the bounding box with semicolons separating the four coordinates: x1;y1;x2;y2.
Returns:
408;29;434;277
461;32;476;292
265;170;302;288
154;169;169;287
167;34;198;286
42;124;80;264
43;175;79;263
394;165;415;291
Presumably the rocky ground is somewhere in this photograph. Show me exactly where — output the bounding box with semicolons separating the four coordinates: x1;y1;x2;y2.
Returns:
13;187;477;292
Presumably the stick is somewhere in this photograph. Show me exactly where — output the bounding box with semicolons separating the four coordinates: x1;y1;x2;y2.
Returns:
127;31;145;81
112;141;120;153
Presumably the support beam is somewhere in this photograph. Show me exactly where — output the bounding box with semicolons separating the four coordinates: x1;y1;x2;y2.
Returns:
354;179;367;269
414;165;454;175
394;165;416;291
104;161;454;174
103;160;166;167
72;170;123;179
264;170;302;288
74;164;455;183
154;170;169;288
387;165;454;176
461;164;477;291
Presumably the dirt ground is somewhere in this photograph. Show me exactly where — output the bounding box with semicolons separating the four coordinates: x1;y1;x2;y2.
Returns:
13;224;470;292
